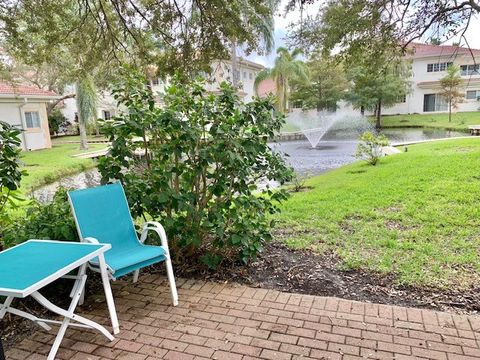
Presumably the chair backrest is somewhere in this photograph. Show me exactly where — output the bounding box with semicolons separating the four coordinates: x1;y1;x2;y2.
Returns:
68;182;139;249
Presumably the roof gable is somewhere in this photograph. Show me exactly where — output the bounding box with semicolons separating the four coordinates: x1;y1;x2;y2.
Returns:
408;42;480;59
0;82;58;98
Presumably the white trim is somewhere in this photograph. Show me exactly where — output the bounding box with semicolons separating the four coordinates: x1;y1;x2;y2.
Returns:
0;240;111;298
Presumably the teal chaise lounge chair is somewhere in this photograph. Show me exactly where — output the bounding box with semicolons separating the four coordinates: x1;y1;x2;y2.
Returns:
68;182;178;306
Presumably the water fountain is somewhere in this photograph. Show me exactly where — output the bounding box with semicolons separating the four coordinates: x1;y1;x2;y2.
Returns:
288;110;339;148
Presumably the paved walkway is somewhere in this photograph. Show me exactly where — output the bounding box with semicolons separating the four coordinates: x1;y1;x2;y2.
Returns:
5;275;480;360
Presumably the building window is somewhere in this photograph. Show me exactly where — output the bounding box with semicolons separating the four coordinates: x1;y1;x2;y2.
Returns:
427;62;453;72
243;71;247;79
152;78;159;86
249;72;252;80
102;110;112;120
423;94;448;112
398;95;406;103
24;111;41;128
466;90;480;100
460;65;480;76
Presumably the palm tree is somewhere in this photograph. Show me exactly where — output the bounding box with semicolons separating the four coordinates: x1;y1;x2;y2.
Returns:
254;47;308;112
76;74;98;150
231;0;276;87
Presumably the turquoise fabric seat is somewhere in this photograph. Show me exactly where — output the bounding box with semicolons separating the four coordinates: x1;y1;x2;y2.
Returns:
68;183;166;279
89;242;166;278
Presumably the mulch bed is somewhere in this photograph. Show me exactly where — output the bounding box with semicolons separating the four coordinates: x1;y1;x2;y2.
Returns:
180;242;480;315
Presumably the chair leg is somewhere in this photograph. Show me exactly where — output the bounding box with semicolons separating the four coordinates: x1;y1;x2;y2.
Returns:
77;264;87;305
97;253;120;334
165;257;178;306
133;270;140;283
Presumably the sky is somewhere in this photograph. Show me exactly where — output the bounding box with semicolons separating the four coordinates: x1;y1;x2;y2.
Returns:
246;1;480;68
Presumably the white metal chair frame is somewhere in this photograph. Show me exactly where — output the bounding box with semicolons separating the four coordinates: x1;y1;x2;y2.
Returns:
78;221;179;307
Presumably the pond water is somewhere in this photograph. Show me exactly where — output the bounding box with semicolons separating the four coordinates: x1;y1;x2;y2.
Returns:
31;168;102;203
31;127;467;202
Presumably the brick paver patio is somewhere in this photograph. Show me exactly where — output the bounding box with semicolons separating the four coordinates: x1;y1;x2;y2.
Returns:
5;275;480;360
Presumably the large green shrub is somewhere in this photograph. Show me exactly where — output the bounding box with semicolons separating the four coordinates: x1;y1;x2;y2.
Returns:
48;109;68;135
99;73;292;267
0;121;25;249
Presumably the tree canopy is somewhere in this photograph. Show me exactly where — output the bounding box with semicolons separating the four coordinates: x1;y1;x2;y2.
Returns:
345;56;411;127
288;0;480;64
1;0;279;76
439;65;464;122
290;56;348;111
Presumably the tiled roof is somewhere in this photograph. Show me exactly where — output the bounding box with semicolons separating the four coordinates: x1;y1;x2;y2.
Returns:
408;42;480;58
0;82;58;97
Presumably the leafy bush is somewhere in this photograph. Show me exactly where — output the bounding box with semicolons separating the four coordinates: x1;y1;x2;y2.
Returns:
289;171;311;192
2;188;78;249
0;121;25;248
355;131;389;165
99;72;292;267
48;109;68;135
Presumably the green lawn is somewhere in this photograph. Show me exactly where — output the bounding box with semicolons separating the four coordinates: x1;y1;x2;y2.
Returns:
276;138;480;289
380;111;480;131
20;143;106;191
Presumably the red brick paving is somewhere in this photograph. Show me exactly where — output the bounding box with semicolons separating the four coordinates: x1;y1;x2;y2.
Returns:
5;275;480;359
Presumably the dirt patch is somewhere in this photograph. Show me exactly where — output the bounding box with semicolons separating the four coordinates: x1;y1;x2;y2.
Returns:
384;219;410;231
185;242;480;315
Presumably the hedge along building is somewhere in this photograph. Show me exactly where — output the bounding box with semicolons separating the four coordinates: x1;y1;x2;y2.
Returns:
0;82;58;150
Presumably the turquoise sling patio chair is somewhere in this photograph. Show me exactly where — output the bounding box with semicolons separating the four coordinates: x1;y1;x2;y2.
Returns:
68;182;178;306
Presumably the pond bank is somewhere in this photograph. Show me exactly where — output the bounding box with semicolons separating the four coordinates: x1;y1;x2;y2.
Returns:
19;143;107;194
30;127;469;202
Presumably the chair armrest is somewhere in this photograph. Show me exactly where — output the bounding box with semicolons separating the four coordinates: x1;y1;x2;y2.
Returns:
84;237;100;244
140;221;171;255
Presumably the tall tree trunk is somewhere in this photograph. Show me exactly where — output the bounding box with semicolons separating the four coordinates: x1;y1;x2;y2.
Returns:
284;77;289;112
449;99;452;122
276;75;284;112
376;98;382;129
78;117;88;150
76;80;88;150
231;39;238;88
76;76;98;150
